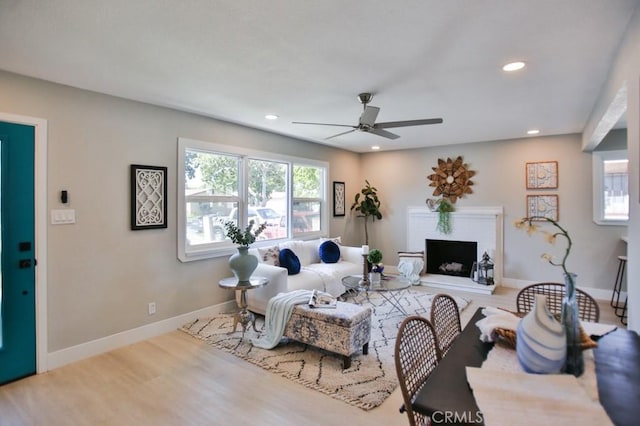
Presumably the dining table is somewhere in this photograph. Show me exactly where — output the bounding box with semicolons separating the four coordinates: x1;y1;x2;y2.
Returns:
412;307;640;426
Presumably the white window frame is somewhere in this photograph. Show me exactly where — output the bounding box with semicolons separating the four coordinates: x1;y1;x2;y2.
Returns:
592;149;629;226
178;137;329;262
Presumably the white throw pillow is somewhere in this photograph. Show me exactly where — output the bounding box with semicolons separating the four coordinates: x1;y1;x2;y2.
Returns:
278;241;310;266
302;240;322;264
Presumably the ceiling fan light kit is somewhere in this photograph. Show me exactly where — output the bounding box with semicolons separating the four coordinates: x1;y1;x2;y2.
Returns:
292;92;443;141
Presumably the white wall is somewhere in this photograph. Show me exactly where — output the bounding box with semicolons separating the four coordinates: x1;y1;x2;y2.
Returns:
582;4;639;331
0;70;362;352
359;135;627;291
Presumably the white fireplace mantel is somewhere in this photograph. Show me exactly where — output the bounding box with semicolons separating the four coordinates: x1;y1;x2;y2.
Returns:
406;206;504;294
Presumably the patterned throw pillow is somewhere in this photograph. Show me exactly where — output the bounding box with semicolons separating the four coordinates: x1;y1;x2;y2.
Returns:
319;240;341;264
279;248;301;275
258;246;280;266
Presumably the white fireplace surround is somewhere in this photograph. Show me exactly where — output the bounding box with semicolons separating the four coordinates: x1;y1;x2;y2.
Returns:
406;206;504;294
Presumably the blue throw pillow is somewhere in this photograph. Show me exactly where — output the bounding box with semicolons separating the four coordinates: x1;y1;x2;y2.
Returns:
319;240;341;264
279;248;301;275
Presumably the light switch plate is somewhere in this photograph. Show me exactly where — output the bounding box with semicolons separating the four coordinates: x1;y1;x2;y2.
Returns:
51;209;76;225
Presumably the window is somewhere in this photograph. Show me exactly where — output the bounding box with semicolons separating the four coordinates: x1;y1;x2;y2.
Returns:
178;137;328;261
592;150;629;225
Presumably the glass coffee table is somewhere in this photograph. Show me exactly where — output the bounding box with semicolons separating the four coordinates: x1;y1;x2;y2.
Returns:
341;274;412;316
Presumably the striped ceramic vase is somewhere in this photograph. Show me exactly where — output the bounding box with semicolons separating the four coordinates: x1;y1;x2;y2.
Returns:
516;294;567;374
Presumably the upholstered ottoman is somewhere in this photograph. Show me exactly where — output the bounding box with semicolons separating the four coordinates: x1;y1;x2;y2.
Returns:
283;301;372;369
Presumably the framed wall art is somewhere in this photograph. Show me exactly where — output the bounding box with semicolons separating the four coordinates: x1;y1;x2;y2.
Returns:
130;164;168;230
526;161;558;189
527;194;559;221
333;181;346;217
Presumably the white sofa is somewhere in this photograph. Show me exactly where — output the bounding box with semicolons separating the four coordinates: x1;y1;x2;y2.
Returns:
245;238;364;315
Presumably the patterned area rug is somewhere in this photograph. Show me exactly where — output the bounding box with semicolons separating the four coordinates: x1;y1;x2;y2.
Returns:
180;288;469;410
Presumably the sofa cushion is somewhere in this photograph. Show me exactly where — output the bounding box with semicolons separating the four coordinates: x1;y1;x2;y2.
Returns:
319;240;341;264
279;248;301;275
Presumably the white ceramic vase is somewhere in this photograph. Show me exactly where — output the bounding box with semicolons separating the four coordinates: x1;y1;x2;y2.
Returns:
228;246;258;284
516;294;567;374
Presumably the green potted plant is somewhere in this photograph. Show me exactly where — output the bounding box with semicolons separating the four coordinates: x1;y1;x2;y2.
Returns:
350;180;383;245
367;249;383;270
224;220;267;283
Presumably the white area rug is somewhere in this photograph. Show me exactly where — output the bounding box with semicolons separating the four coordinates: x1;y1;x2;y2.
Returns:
180;288;469;410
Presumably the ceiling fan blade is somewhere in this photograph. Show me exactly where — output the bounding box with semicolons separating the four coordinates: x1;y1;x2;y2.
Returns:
359;106;380;127
292;121;355;128
365;128;400;140
375;118;443;129
325;129;357;140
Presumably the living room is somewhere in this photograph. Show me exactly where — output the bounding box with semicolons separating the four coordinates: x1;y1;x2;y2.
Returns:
0;1;638;423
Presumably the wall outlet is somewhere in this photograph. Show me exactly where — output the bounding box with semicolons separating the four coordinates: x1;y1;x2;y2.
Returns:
148;302;156;315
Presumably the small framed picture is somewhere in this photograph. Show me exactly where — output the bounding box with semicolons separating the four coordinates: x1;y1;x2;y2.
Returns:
527;194;559;221
333;181;346;217
130;164;168;230
526;161;558;189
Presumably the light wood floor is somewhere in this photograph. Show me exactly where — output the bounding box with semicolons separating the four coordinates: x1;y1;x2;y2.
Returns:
0;286;622;426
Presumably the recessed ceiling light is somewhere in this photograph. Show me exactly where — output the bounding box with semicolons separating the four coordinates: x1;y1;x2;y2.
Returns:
502;61;526;72
371;145;380;150
527;129;540;135
265;114;279;120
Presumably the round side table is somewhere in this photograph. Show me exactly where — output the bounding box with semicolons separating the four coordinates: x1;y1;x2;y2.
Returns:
218;276;268;338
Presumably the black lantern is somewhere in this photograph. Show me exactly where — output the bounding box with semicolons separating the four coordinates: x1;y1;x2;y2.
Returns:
475;251;494;285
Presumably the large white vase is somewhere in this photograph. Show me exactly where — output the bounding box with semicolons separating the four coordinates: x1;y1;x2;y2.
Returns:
516;294;567;374
228;246;258;284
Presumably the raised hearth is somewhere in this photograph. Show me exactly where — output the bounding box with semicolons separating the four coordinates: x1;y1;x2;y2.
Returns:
406;206;503;295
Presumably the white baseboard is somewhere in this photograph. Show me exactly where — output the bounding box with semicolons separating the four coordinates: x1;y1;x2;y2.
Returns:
500;278;619;302
46;301;236;371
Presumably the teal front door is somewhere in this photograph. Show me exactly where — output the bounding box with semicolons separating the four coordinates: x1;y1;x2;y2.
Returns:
0;121;36;384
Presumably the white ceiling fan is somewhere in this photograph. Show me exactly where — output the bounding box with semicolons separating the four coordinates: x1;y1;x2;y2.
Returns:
293;93;443;140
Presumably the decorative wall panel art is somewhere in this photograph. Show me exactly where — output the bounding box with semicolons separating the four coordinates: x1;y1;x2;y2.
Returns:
130;164;168;230
527;194;559;221
526;161;558;189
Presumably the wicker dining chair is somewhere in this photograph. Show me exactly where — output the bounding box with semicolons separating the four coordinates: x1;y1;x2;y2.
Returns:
394;316;442;426
430;294;462;356
516;282;600;322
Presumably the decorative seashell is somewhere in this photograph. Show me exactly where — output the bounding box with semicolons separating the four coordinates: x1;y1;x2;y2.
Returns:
398;259;423;285
516;294;567;374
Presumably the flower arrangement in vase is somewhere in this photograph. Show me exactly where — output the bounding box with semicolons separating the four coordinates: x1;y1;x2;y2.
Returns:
224;219;267;247
224;220;267;284
515;215;583;376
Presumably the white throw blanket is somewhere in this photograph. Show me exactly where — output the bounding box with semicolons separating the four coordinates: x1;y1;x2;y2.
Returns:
475;306;521;342
251;289;313;349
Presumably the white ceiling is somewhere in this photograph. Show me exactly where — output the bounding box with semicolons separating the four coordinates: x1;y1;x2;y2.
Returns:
0;0;637;153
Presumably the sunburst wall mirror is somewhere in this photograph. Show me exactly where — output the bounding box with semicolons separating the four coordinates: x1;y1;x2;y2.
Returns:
427;156;476;203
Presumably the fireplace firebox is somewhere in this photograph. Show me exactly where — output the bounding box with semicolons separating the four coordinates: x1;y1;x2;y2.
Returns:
426;239;477;278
